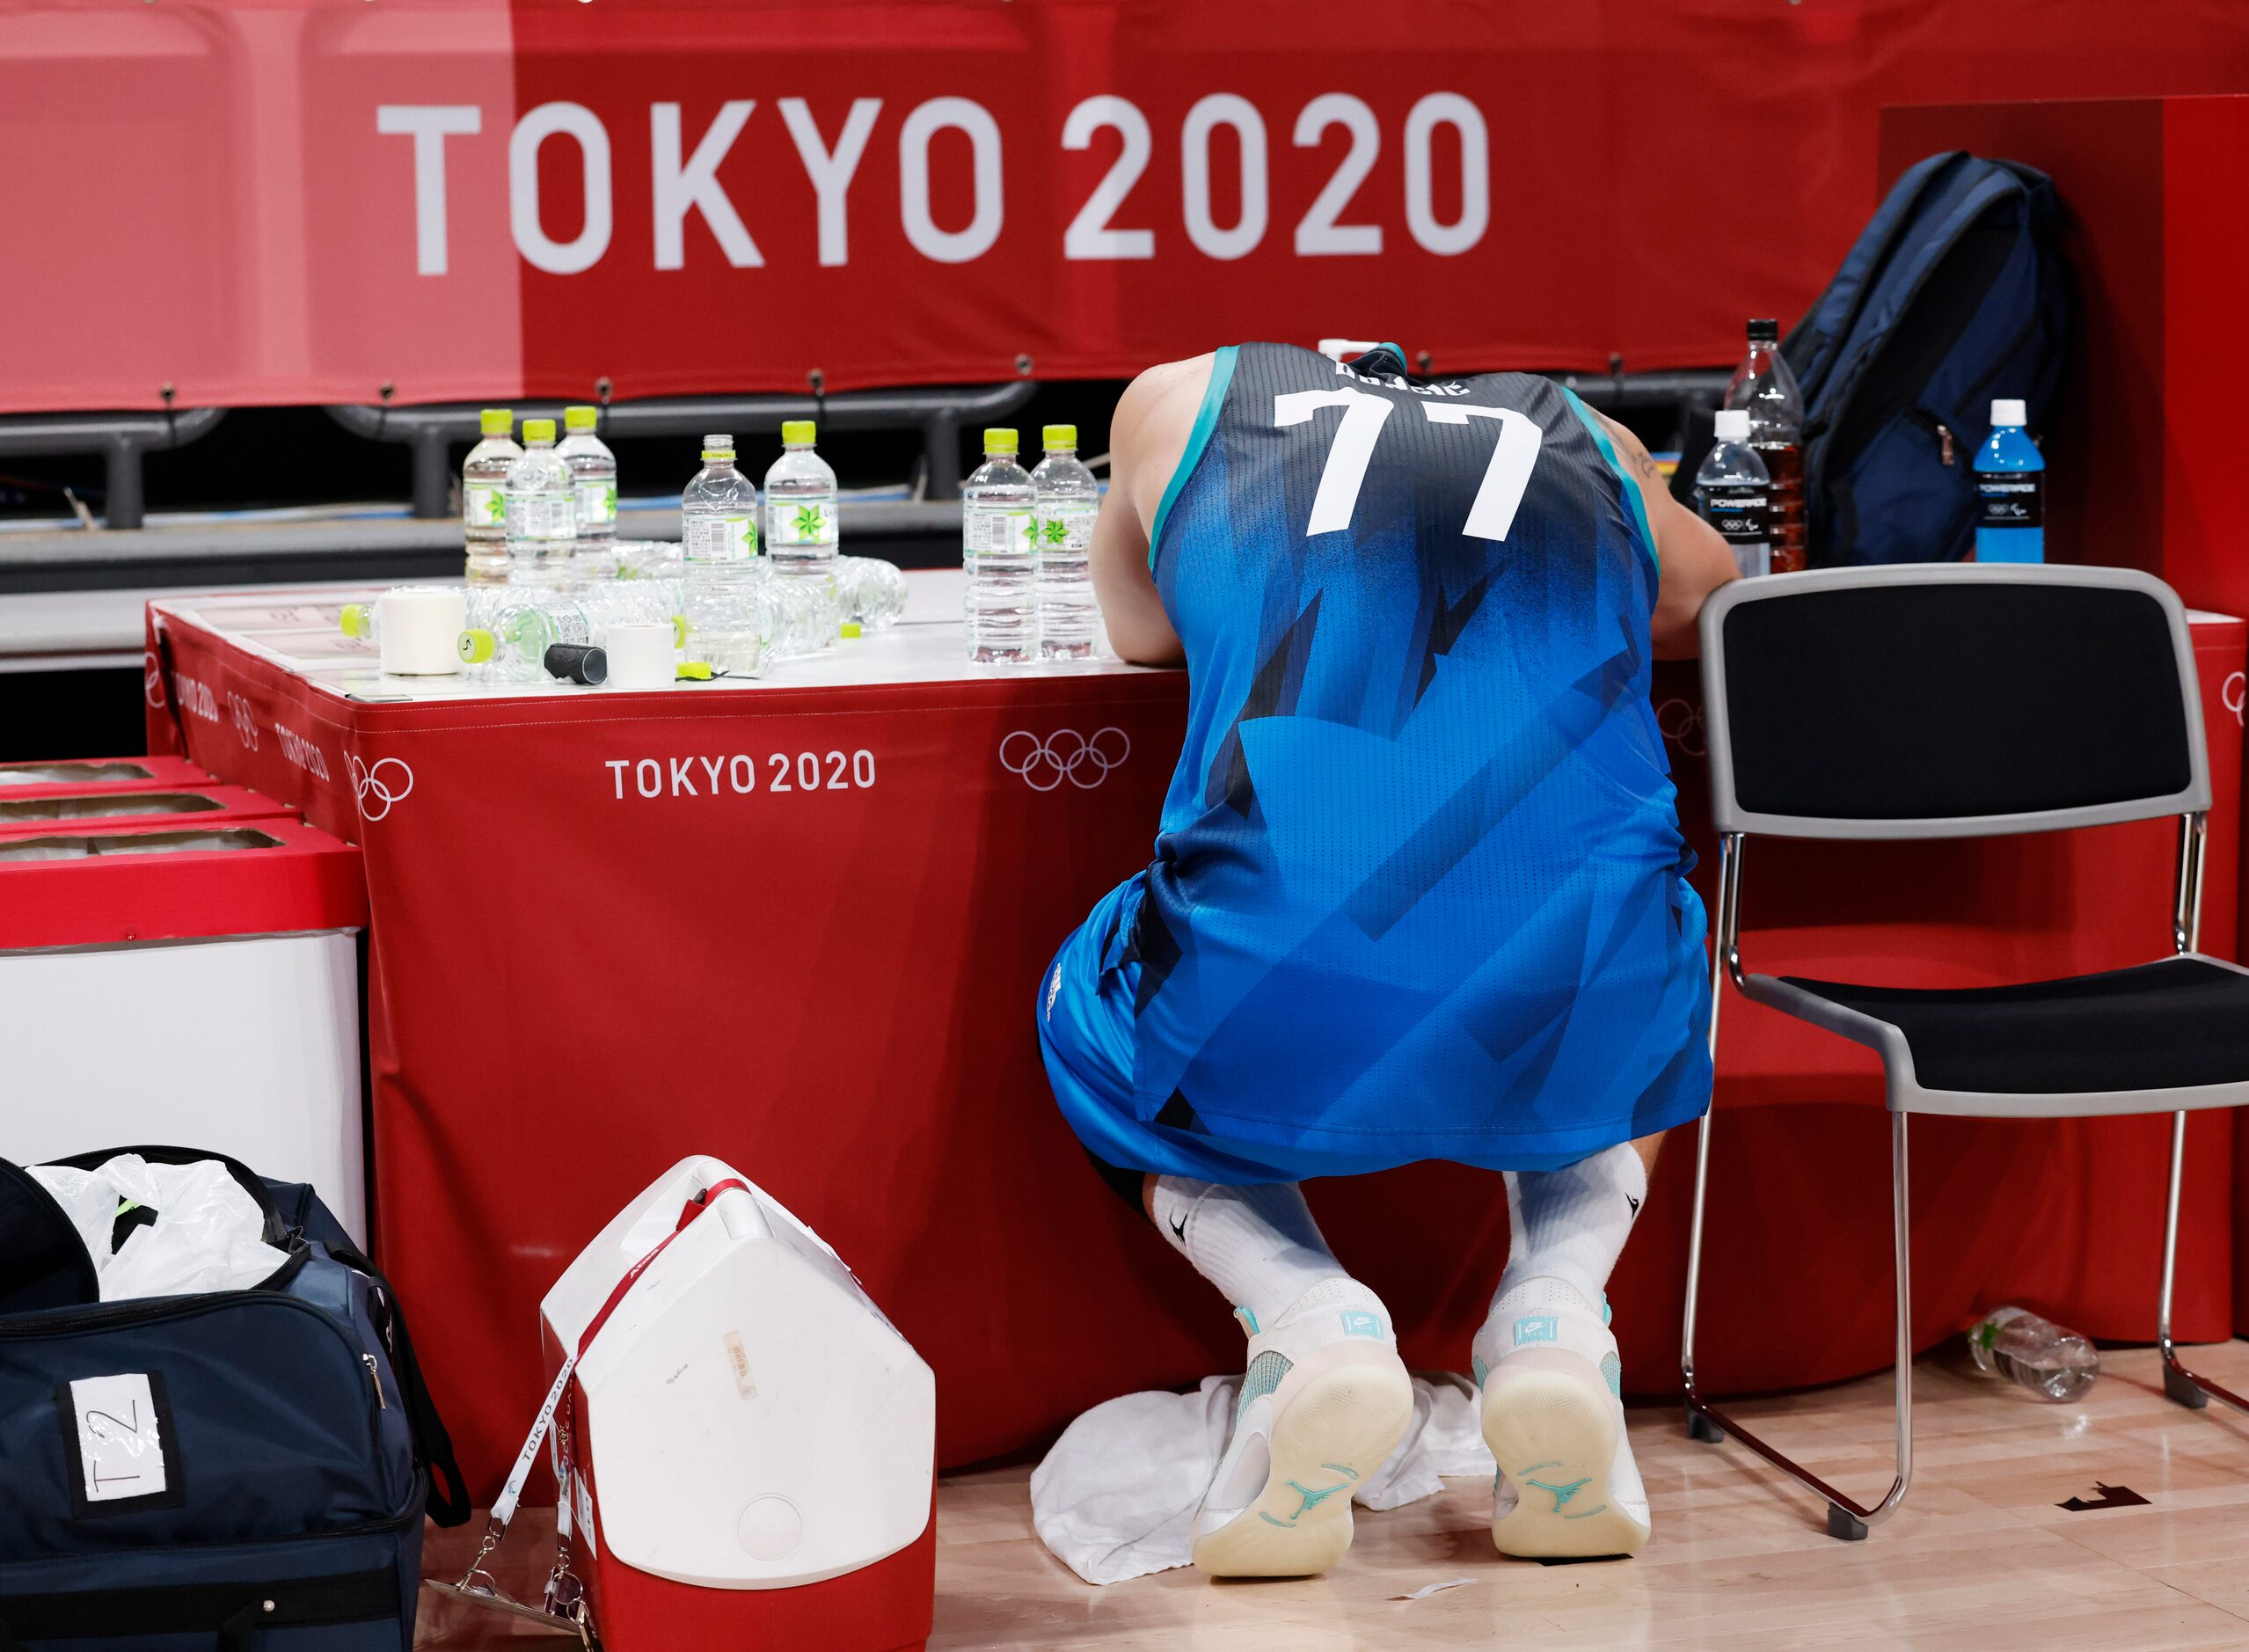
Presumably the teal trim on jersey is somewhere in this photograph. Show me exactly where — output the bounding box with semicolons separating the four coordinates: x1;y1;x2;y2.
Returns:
1149;345;1239;572
1561;386;1659;574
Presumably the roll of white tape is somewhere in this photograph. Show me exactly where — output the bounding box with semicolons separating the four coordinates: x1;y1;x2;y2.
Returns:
377;587;468;676
602;622;675;691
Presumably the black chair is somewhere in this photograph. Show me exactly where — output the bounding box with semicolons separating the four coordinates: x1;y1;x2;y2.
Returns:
1680;563;2249;1539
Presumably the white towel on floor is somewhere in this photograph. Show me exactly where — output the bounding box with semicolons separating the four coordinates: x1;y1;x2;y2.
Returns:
1030;1371;1495;1585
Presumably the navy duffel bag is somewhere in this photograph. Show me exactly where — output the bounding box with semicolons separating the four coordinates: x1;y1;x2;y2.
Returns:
0;1146;467;1650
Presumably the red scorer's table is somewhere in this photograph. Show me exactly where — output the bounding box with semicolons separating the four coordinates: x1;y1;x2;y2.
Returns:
146;575;2246;1500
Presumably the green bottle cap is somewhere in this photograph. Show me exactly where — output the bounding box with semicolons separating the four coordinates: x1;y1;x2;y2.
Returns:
1043;424;1077;450
478;409;513;436
677;661;713;681
701;434;735;462
522;418;557;444
840;620;863;640
340;603;374;640
983;428;1019;455
456;628;497;664
564;406;598;431
781;420;815;446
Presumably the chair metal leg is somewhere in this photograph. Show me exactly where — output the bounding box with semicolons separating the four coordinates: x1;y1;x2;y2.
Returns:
2156;1107;2249;1415
1684;1110;1915;1540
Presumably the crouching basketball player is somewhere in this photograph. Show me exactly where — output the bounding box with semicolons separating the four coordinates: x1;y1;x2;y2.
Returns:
1036;342;1740;1575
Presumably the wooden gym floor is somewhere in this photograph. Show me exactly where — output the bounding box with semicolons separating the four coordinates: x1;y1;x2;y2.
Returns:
420;1341;2249;1650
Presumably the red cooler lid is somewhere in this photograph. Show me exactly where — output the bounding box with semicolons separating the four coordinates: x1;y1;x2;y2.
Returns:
0;816;368;950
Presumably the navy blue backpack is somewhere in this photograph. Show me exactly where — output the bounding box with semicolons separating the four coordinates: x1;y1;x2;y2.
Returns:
1785;150;2070;565
0;1147;467;1650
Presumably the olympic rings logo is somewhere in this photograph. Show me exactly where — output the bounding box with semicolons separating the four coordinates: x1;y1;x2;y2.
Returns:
143;652;165;709
1655;698;1705;758
348;755;415;822
227;691;261;750
2224;670;2244;728
999;727;1131;791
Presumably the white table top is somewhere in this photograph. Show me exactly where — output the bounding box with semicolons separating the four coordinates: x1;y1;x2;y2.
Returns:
154;568;1164;704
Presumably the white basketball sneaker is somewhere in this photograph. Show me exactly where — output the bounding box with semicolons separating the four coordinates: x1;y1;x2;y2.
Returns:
1190;1277;1414;1578
1472;1276;1651;1560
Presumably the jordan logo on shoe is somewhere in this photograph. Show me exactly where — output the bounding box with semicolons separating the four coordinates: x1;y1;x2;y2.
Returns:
1260;1466;1359;1527
1524;1474;1593;1512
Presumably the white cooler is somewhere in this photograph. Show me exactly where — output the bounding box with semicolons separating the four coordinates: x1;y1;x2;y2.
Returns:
537;1156;936;1650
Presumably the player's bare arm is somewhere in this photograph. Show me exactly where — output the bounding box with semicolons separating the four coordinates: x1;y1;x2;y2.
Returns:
1595;411;1739;659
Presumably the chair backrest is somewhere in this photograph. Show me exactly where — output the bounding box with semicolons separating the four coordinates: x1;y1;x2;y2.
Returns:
1698;564;2209;839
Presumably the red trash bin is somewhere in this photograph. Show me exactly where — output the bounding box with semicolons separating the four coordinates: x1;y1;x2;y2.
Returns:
0;817;374;1240
0;782;296;840
0;755;214;799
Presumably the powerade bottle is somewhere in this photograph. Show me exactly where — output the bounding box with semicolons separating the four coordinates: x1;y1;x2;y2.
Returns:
1724;319;1807;571
1696;409;1774;578
1974;398;2045;563
462;409;520;586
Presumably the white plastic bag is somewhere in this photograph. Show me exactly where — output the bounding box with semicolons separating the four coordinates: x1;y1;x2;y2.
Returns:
27;1154;292;1301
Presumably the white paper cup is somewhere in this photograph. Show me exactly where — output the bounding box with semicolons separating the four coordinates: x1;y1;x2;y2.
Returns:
602;622;675;690
377;587;468;676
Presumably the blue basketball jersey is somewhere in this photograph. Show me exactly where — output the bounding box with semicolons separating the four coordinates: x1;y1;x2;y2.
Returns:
1118;341;1712;1166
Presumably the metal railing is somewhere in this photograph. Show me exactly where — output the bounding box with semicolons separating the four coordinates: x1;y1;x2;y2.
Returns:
325;383;1038;518
0;407;226;530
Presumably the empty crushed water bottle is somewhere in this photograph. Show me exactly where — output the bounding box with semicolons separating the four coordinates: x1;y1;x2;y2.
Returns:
1032;424;1099;660
463;408;520;587
835;555;908;632
1968;1306;2098;1402
963;428;1038;663
506;419;577;589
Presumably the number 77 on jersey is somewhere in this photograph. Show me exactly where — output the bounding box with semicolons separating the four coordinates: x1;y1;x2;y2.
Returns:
1274;389;1542;542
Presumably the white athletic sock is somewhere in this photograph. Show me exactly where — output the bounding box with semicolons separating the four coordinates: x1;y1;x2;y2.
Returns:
1495;1144;1648;1310
1150;1178;1351;1334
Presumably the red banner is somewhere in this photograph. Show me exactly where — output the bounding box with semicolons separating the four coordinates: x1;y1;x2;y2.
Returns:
6;1;2247;412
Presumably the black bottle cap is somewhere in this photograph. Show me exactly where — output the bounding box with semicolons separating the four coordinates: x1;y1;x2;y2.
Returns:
1747;318;1779;342
544;642;608;686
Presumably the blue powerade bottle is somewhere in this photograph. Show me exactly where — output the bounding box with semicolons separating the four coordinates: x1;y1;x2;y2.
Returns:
1974;398;2045;562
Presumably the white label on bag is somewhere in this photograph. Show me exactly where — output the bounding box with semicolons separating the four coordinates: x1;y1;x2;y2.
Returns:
575;1473;598;1556
69;1373;172;1505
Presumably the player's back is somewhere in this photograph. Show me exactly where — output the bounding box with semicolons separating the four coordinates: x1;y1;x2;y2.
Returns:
1121;341;1710;1165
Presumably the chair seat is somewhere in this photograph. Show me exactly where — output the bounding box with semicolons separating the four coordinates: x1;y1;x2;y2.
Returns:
1768;955;2249;1098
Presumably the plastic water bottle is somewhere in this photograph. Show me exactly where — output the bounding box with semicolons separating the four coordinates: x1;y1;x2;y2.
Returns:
1032;424;1099;661
764;420;840;652
463;409;520;586
680;435;763;676
557;406;618;560
1725;319;1806;571
459;592;594;682
505;419;577;588
1968;1306;2097;1401
1975;398;2045;563
836;556;909;632
963;428;1038;664
1696;409;1774;579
